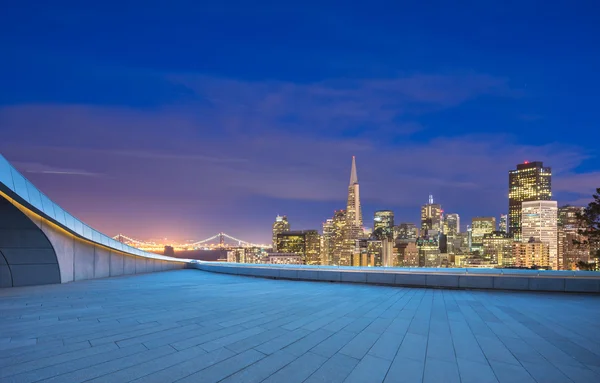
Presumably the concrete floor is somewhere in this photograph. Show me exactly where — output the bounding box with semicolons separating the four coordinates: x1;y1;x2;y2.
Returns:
1;270;599;383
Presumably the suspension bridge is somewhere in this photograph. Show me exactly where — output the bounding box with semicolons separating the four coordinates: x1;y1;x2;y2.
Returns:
112;232;270;249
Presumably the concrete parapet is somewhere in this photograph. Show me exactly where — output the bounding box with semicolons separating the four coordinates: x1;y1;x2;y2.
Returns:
189;262;600;294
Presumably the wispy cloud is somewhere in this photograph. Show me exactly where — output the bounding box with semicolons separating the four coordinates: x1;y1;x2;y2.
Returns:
13;161;102;177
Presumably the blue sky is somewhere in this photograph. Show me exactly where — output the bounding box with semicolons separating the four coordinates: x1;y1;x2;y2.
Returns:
1;1;599;243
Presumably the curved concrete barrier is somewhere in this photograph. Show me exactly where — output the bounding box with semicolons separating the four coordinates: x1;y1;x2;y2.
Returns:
190;262;600;293
0;154;189;287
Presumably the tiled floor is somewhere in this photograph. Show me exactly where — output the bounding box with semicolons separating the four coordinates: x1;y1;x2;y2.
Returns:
1;270;599;383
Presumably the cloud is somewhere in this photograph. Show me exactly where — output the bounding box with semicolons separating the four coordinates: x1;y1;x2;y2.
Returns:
12;161;102;177
167;72;515;137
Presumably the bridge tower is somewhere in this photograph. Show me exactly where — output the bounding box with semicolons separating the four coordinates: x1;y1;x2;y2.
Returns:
219;232;225;247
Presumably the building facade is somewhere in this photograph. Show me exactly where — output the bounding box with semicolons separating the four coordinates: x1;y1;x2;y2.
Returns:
482;231;514;267
471;217;496;252
342;157;363;266
321;218;334;266
331;210;347;266
443;213;460;236
395;223;419;241
508;161;552;240
521;200;558;269
396;241;419;267
499;214;508;233
275;230;320;264
514;240;550;268
421;194;442;235
272;215;290;251
558;205;588;269
373;210;394;239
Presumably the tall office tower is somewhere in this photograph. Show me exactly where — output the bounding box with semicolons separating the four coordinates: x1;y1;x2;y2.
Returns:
304;230;321;265
343;157;363;265
513;239;550;268
558;205;588;269
482;231;514;266
321;218;334;266
499;214;508;233
443;214;460;236
522;201;558;269
471;217;496;252
373;210;394;239
416;237;441;267
275;230;320;264
346;156;363;227
421;194;442;236
395;223;419;240
331;210;347;266
508;161;552;240
272;215;290;251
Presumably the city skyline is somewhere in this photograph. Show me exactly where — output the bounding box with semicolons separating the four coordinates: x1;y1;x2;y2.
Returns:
1;2;599;243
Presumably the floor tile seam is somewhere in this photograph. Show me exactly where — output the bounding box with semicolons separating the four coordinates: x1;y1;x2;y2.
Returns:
1;343;152;380
470;323;542;383
57;344;180;383
523;311;600;355
172;349;268;383
219;349;302;383
0;342;119;378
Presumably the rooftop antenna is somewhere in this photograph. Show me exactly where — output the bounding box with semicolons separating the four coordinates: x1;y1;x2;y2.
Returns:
429;194;433;204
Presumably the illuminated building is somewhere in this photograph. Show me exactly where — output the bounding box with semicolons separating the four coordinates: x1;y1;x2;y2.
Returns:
471;217;496;252
346;156;363;228
514;239;550;268
522;200;558;269
275;230;320;264
508;161;552;240
443;213;460;236
272;215;290;251
342;157;363;265
499;214;508;233
321;218;334;265
421;194;442;235
304;230;321;265
558;205;588;270
396;241;419;267
331;210;347;266
227;247;246;263
416;237;440;267
373;210;394;240
354;238;393;267
443;213;459;254
482;231;514;266
395;223;419;240
244;247;267;264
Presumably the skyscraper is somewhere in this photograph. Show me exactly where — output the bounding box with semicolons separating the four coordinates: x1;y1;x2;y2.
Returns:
508;161;552;240
321;218;334;266
558;205;588;270
342;156;363;265
346;156;363;227
331;210;347;266
276;230;321;264
522;200;558;269
443;213;460;236
373;210;394;239
272;215;290;251
421;194;442;236
471;217;496;252
499;214;508;233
